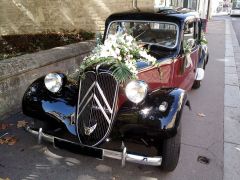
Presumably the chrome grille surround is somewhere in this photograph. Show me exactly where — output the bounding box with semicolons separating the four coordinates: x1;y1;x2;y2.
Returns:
76;70;119;146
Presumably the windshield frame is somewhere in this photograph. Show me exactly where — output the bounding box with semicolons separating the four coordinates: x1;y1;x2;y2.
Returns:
105;20;180;49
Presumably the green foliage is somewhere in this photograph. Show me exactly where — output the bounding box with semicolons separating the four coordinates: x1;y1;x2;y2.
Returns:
111;62;135;83
183;40;192;54
0;29;95;60
200;31;208;45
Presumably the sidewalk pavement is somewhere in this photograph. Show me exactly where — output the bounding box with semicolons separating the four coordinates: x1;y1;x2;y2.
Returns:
224;18;240;180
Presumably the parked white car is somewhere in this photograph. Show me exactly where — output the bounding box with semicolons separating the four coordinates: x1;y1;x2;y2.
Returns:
230;0;240;16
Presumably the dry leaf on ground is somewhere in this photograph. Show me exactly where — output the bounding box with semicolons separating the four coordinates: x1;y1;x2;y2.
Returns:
7;136;17;145
0;178;11;180
197;113;206;117
0;123;9;130
17;120;28;128
0;135;17;145
0;138;5;145
0;123;14;130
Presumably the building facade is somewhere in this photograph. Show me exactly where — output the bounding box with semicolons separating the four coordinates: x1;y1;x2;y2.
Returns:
0;0;211;36
0;0;155;35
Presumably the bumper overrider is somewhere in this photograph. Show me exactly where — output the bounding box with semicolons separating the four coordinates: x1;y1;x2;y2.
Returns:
25;126;162;167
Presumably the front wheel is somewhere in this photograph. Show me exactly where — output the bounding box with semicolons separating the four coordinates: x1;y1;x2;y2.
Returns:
192;80;201;89
159;124;182;172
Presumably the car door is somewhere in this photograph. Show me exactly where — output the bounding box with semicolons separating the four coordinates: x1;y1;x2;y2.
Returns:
172;19;199;91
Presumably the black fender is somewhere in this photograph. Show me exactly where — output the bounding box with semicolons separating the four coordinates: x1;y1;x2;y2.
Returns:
111;88;187;142
22;75;78;135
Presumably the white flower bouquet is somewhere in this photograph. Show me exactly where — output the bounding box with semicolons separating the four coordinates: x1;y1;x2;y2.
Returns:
79;33;157;83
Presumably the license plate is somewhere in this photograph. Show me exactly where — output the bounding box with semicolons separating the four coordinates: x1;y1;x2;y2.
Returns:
54;138;103;159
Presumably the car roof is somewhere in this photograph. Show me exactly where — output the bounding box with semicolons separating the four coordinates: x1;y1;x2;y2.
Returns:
106;9;199;25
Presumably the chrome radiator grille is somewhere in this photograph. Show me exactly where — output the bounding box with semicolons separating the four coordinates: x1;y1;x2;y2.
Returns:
76;71;119;146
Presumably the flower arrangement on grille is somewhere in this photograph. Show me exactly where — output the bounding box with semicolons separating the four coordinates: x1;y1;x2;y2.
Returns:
79;33;157;83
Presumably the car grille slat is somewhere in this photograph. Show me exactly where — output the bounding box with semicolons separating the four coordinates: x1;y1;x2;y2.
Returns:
76;71;119;146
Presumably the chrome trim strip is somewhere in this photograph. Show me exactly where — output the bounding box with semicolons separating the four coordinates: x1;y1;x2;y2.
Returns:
25;126;162;167
96;82;113;114
77;94;93;118
78;82;95;109
94;94;111;125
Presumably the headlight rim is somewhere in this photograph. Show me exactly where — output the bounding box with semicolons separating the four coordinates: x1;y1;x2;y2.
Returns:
125;80;148;104
44;73;63;93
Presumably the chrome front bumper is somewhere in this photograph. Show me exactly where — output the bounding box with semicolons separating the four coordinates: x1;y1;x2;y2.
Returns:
25;126;162;167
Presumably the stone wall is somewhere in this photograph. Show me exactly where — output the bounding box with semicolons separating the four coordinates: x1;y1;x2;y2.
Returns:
0;0;155;35
0;41;95;119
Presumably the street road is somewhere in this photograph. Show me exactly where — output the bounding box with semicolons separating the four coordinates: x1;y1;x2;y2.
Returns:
0;16;234;180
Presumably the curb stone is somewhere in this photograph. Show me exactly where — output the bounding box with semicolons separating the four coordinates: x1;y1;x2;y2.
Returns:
224;19;240;180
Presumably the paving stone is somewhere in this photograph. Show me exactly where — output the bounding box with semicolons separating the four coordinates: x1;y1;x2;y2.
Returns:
233;46;240;53
224;85;240;108
225;42;233;50
224;143;240;180
224;107;240;144
233;40;239;47
234;52;240;58
225;43;232;49
225;57;236;67
226;46;234;55
225;66;237;74
225;73;239;86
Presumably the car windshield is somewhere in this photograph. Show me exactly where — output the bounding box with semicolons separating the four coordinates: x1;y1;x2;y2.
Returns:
107;21;179;49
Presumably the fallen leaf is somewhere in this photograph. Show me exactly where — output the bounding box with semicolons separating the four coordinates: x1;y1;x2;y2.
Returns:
17;120;28;128
7;137;17;145
0;139;5;145
112;175;120;180
197;113;206;117
0;178;11;180
0;123;9;130
0;135;17;145
3;136;13;141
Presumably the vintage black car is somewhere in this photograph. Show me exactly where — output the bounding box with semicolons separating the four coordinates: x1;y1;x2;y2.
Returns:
23;9;208;172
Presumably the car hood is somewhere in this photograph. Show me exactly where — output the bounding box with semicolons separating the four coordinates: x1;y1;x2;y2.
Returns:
136;45;177;69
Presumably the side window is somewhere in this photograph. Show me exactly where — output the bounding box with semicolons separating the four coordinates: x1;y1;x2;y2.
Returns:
184;20;198;49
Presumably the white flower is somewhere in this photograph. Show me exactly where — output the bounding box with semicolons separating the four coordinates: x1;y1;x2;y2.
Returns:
81;33;157;82
126;35;133;41
115;48;120;55
139;50;148;58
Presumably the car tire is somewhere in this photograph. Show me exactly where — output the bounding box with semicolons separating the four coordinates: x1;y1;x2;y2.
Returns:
204;53;209;69
192;80;201;89
159;124;182;172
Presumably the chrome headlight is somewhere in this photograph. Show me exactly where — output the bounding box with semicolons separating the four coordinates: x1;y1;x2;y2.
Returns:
125;80;148;104
44;73;63;93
